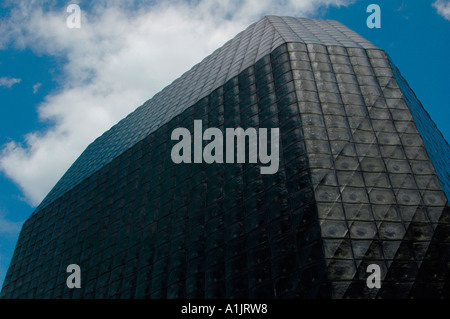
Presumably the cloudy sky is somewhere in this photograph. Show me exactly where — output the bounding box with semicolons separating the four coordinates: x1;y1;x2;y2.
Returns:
0;0;449;287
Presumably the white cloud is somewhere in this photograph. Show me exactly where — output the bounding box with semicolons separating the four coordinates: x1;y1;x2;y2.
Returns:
0;214;22;236
32;82;42;94
0;77;21;88
0;0;354;206
433;0;450;20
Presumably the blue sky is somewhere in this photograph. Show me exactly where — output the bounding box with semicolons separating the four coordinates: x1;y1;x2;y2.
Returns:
0;0;449;288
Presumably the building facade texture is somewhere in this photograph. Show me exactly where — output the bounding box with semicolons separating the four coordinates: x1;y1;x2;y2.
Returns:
1;16;449;299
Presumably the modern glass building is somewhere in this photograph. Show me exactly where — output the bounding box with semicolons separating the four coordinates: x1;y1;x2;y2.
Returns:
1;16;449;299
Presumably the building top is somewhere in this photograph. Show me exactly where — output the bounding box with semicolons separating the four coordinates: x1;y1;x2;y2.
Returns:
35;16;379;211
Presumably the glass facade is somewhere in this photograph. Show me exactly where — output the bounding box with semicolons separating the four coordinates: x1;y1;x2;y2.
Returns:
1;16;449;299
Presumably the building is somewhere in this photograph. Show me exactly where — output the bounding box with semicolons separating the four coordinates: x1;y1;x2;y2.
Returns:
1;16;449;299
